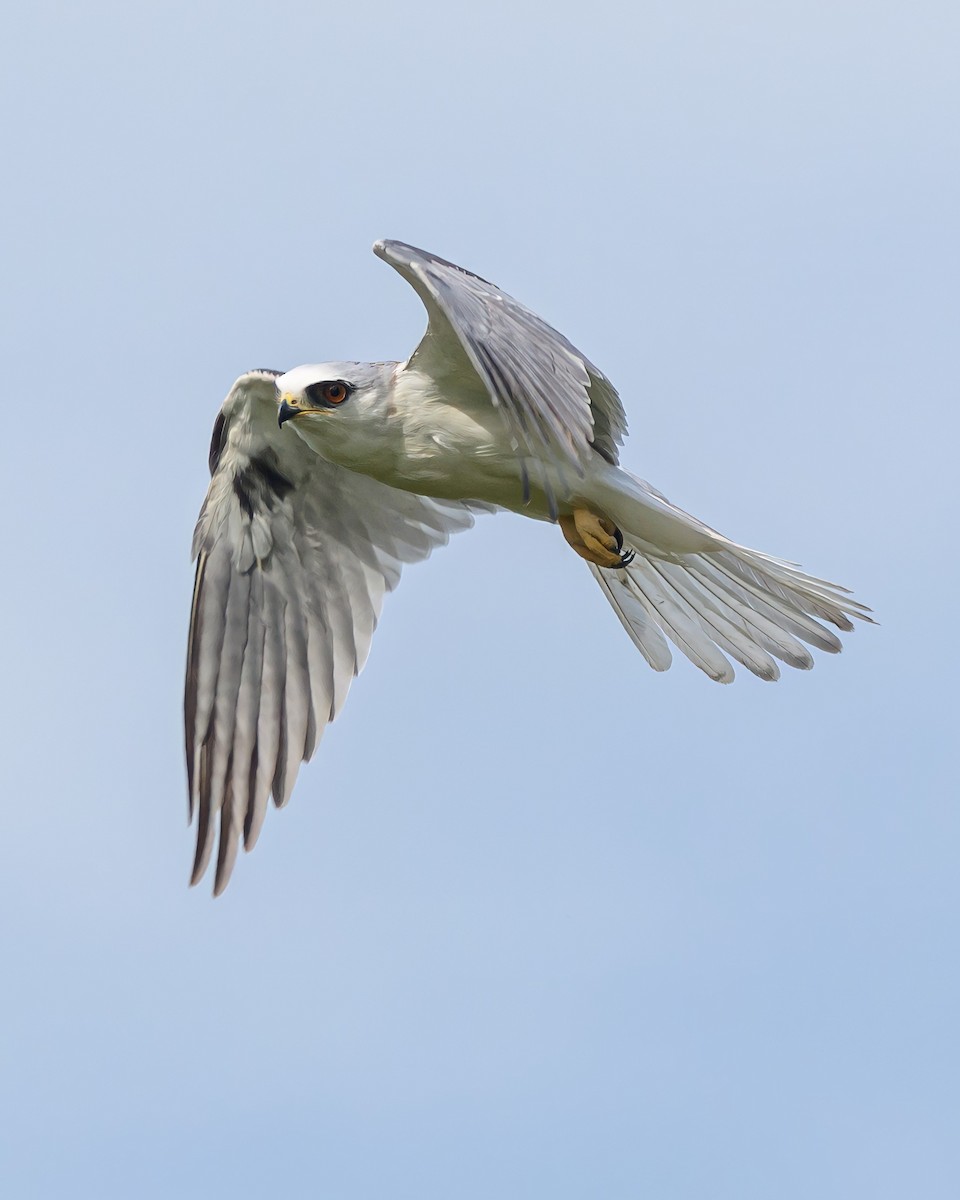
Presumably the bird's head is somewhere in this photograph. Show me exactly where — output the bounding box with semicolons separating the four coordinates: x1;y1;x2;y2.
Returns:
275;362;394;433
273;361;400;471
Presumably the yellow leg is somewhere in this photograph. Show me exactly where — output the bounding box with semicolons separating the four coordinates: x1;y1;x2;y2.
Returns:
558;508;626;569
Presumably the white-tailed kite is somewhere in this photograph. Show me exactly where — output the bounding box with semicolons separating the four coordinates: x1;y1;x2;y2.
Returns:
186;239;872;894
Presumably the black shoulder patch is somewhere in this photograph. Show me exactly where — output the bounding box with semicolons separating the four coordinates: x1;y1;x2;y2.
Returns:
232;453;294;520
208;412;228;475
232;472;255;518
249;454;294;501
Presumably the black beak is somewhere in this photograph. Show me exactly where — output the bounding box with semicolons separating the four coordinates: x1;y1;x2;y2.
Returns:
278;399;301;428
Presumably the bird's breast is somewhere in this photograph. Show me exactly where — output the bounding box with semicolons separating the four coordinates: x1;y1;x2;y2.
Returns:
361;376;522;501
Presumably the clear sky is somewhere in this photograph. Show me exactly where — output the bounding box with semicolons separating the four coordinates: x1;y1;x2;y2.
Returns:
1;2;957;1196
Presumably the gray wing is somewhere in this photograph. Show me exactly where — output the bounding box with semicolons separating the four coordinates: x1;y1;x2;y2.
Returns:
186;370;481;894
374;239;628;516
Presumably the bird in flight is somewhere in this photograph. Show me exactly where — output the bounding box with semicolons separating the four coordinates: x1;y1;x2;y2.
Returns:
186;239;872;894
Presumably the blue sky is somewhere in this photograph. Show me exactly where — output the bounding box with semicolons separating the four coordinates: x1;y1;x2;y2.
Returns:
1;2;957;1196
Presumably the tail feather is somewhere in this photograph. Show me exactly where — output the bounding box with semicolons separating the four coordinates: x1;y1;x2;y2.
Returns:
589;566;673;672
714;551;863;631
594;539;871;682
677;559;815;668
580;466;873;681
688;557;844;655
650;559;782;680
615;559;737;683
582;468;872;682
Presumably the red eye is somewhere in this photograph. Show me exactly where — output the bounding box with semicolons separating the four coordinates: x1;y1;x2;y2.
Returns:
322;382;347;404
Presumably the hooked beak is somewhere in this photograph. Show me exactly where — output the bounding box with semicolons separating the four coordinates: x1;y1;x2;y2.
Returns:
277;395;303;428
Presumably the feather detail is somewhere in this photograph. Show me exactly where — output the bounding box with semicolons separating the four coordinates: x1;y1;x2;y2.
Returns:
588;564;673;671
618;558;736;682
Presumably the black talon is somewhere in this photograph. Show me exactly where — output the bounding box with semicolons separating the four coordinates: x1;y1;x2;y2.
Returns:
610;525;634;569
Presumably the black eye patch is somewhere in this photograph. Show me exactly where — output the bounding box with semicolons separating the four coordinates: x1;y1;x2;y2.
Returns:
304;380;352;407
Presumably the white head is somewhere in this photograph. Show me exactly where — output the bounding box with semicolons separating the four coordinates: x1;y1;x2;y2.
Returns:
277;361;394;422
275;361;398;468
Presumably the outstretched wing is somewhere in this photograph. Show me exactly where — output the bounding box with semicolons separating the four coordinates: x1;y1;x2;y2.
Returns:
186;370;481;894
374;239;628;516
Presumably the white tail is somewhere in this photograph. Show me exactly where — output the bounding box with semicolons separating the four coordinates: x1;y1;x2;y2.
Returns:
586;469;873;682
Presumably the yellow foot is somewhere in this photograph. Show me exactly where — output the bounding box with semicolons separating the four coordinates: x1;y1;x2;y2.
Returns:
559;508;633;569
